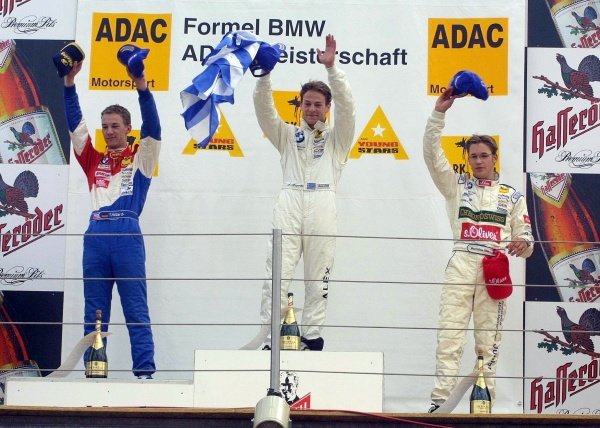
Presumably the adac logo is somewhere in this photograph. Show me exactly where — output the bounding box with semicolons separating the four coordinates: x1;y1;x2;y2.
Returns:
428;18;508;97
441;135;501;175
531;305;600;413
280;370;311;410
181;110;244;157
0;170;64;257
350;106;407;160
0;0;30;17
90;12;172;91
530;52;600;161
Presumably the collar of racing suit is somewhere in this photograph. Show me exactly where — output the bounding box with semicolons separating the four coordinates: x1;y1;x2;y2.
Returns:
471;172;500;187
300;117;328;133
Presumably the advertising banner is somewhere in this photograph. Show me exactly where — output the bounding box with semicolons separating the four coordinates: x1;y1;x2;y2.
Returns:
526;48;600;174
525;0;600;415
0;0;77;40
525;301;600;415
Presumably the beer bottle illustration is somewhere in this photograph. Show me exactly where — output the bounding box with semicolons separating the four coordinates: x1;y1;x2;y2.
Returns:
545;0;600;48
0;291;42;405
530;173;600;302
0;39;66;165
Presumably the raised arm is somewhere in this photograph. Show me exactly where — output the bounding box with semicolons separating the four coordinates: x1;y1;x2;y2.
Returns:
132;71;160;142
324;35;355;161
253;73;287;152
131;68;161;178
63;60;83;134
423;88;459;200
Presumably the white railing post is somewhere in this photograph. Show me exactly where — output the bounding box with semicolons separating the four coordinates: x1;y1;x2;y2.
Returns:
269;228;282;394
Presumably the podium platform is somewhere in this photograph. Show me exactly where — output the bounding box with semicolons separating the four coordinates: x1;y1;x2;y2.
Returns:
5;378;194;407
194;350;383;411
5;350;382;411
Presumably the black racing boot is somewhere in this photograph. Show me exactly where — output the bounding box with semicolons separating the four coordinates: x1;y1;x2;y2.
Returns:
300;336;324;351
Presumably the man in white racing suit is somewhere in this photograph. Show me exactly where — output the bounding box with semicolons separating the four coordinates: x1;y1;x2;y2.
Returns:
253;34;355;351
424;88;534;411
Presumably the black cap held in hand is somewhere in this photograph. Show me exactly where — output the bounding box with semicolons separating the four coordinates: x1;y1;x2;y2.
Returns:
52;42;85;78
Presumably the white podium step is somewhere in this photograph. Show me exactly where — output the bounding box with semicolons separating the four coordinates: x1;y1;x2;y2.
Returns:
5;350;383;411
5;378;194;407
193;350;383;412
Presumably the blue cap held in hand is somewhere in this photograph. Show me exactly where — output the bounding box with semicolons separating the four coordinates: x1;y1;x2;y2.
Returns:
250;42;286;77
117;44;150;78
450;70;489;100
52;42;85;78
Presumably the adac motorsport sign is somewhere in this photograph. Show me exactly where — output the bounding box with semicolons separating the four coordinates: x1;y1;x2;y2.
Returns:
428;18;508;97
89;12;172;91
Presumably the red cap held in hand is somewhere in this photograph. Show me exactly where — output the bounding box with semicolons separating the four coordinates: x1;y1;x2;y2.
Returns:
482;250;512;300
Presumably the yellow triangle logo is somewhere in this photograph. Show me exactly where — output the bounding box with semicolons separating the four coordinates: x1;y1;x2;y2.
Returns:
350;106;407;159
94;129;159;176
182;110;244;157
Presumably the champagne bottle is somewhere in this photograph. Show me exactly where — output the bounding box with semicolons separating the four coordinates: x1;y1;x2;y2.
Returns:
470;353;492;414
0;39;66;165
530;173;600;302
0;291;41;405
280;293;301;350
85;309;108;378
544;0;600;48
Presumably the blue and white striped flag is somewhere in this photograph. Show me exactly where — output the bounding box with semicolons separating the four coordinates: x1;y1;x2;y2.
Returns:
180;31;262;149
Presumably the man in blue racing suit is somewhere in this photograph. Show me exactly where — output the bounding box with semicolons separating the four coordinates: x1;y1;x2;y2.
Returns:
63;55;161;378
